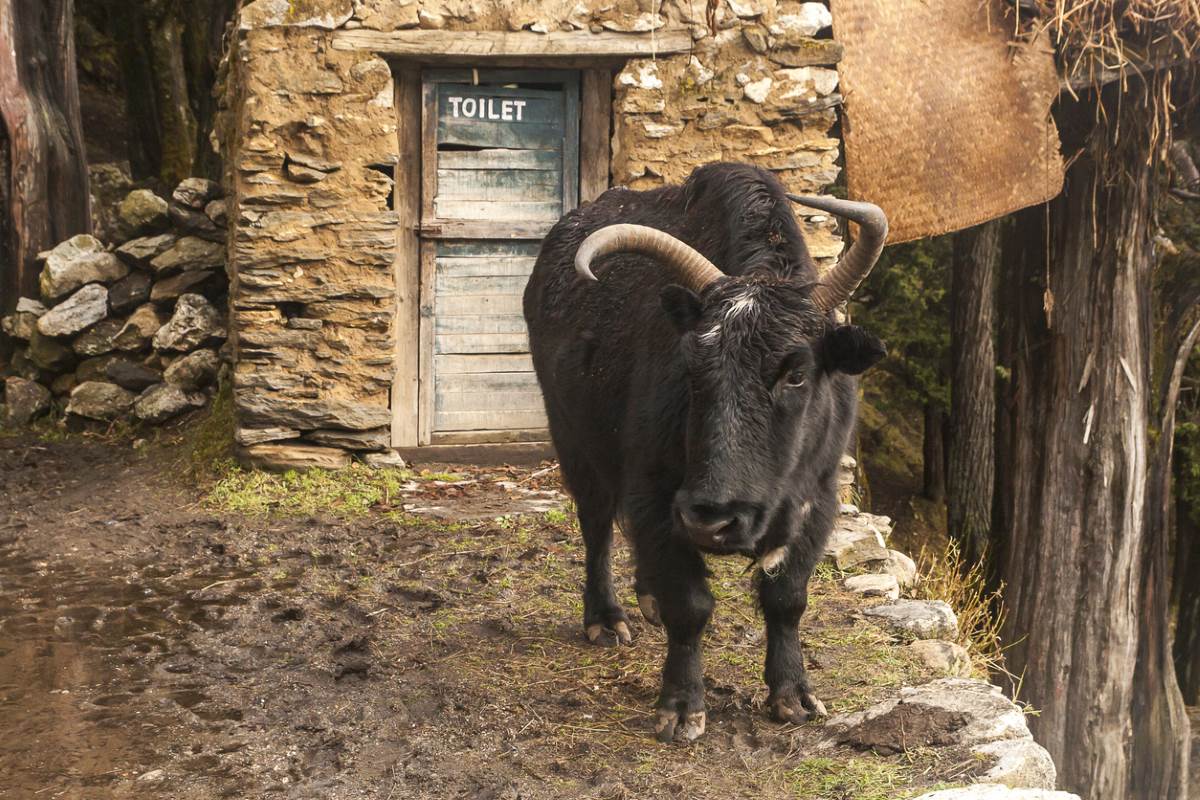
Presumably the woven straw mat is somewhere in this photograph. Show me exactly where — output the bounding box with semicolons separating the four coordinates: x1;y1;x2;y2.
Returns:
832;0;1064;243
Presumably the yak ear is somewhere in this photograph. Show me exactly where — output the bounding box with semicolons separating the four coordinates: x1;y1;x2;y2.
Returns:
660;284;703;333
821;325;886;375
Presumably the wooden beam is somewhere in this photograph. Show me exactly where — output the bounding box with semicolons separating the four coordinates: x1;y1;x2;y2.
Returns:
390;68;422;448
579;68;612;203
332;29;693;58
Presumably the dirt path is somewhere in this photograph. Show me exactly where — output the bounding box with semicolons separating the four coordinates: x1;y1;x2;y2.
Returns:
0;433;992;799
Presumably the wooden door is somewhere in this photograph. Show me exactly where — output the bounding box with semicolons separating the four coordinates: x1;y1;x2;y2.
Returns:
417;69;579;446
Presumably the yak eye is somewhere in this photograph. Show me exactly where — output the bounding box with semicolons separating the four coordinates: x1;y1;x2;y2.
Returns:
784;370;807;388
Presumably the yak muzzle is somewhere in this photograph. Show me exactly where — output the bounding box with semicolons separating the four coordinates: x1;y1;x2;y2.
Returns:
674;492;759;553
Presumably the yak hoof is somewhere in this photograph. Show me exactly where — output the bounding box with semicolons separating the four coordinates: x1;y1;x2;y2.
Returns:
655;709;706;743
637;594;662;627
770;691;828;725
585;620;632;646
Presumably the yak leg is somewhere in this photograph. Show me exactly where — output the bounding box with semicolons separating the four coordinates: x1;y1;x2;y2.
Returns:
642;540;713;742
568;466;630;647
758;522;828;724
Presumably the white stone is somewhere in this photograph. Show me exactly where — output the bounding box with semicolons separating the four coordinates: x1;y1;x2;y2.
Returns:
908;639;972;676
727;0;767;18
643;121;684;139
618;62;663;91
877;549;919;587
974;739;1059;790
913;787;1080;800
743;78;773;103
153;294;226;352
770;4;833;37
39;235;128;301
601;12;664;32
864;599;958;639
688;56;715;86
844;573;900;600
776;66;840;97
364;450;407;468
36;284;109;338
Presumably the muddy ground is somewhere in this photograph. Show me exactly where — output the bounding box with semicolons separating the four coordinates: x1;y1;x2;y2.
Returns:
0;430;1107;799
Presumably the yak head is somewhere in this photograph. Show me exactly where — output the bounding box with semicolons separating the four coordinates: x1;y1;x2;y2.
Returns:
574;194;888;554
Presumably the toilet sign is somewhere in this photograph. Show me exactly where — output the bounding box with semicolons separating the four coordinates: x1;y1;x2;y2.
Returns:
446;95;529;122
436;83;564;150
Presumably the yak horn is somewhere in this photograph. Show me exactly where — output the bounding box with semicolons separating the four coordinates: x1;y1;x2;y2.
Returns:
787;194;888;311
575;224;724;294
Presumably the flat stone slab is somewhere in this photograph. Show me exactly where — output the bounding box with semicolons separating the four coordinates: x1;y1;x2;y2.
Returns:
844;573;899;600
826;678;1032;754
914;787;1079;800
37;284;109;338
865;599;957;639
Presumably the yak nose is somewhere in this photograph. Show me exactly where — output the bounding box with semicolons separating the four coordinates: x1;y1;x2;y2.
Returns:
678;503;737;547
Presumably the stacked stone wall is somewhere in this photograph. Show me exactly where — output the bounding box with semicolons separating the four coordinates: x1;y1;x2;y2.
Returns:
223;0;846;466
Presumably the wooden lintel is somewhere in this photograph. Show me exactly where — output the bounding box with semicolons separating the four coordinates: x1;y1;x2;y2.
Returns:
332;29;693;59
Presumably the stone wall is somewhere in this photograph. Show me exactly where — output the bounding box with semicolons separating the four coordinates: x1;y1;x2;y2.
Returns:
222;0;846;467
0;180;229;431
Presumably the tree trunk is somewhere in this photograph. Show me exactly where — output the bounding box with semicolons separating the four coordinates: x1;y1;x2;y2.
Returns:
0;0;91;307
1174;491;1200;704
994;84;1188;800
948;220;999;569
922;403;947;502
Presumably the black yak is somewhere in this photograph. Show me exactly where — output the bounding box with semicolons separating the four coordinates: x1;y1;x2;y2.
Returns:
523;163;888;741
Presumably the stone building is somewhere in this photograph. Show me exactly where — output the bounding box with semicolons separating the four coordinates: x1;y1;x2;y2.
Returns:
222;0;852;467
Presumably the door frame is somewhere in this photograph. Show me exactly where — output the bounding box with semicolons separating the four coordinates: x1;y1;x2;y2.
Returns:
390;65;613;448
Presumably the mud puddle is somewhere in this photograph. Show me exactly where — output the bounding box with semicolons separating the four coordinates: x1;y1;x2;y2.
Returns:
0;529;252;798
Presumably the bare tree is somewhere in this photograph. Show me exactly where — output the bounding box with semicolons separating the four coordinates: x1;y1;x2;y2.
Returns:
948;221;999;570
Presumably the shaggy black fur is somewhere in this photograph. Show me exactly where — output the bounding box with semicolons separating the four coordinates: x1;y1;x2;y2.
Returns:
523;162;885;741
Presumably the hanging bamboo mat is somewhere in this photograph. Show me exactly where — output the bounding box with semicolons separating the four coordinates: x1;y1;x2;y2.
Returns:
832;0;1065;243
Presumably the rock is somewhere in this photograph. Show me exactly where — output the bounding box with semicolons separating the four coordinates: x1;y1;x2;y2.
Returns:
108;271;153;314
913;787;1079;800
153;294;226;352
238;0;354;30
66;381;136;420
169;203;225;242
974;739;1058;790
205;199;228;226
743;78;773;103
72;318;125;356
240;443;351;471
150;270;217;303
149;236;225;275
3;377;51;427
235;426;300;446
908;639;972;676
28;330;75;371
844;573;900;600
876;549;919;588
114;304;167;351
133;383;206;424
136;768;166;785
106;359;162;392
831;536;890;571
363;450;406;468
727;0;766;18
826;679;1033;754
37;285;109;338
239;395;392;431
770;4;833;38
115;233;178;267
39;235;128;301
163;348;220;389
1;298;47;340
306;427;390;451
76;354;121;383
864;600;958;639
172;178;222;210
118;190;170;237
88;162;134;243
50;373;77;397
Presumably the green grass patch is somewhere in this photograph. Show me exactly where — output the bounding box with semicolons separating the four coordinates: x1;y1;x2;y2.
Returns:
206;462;415;515
788;756;919;800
